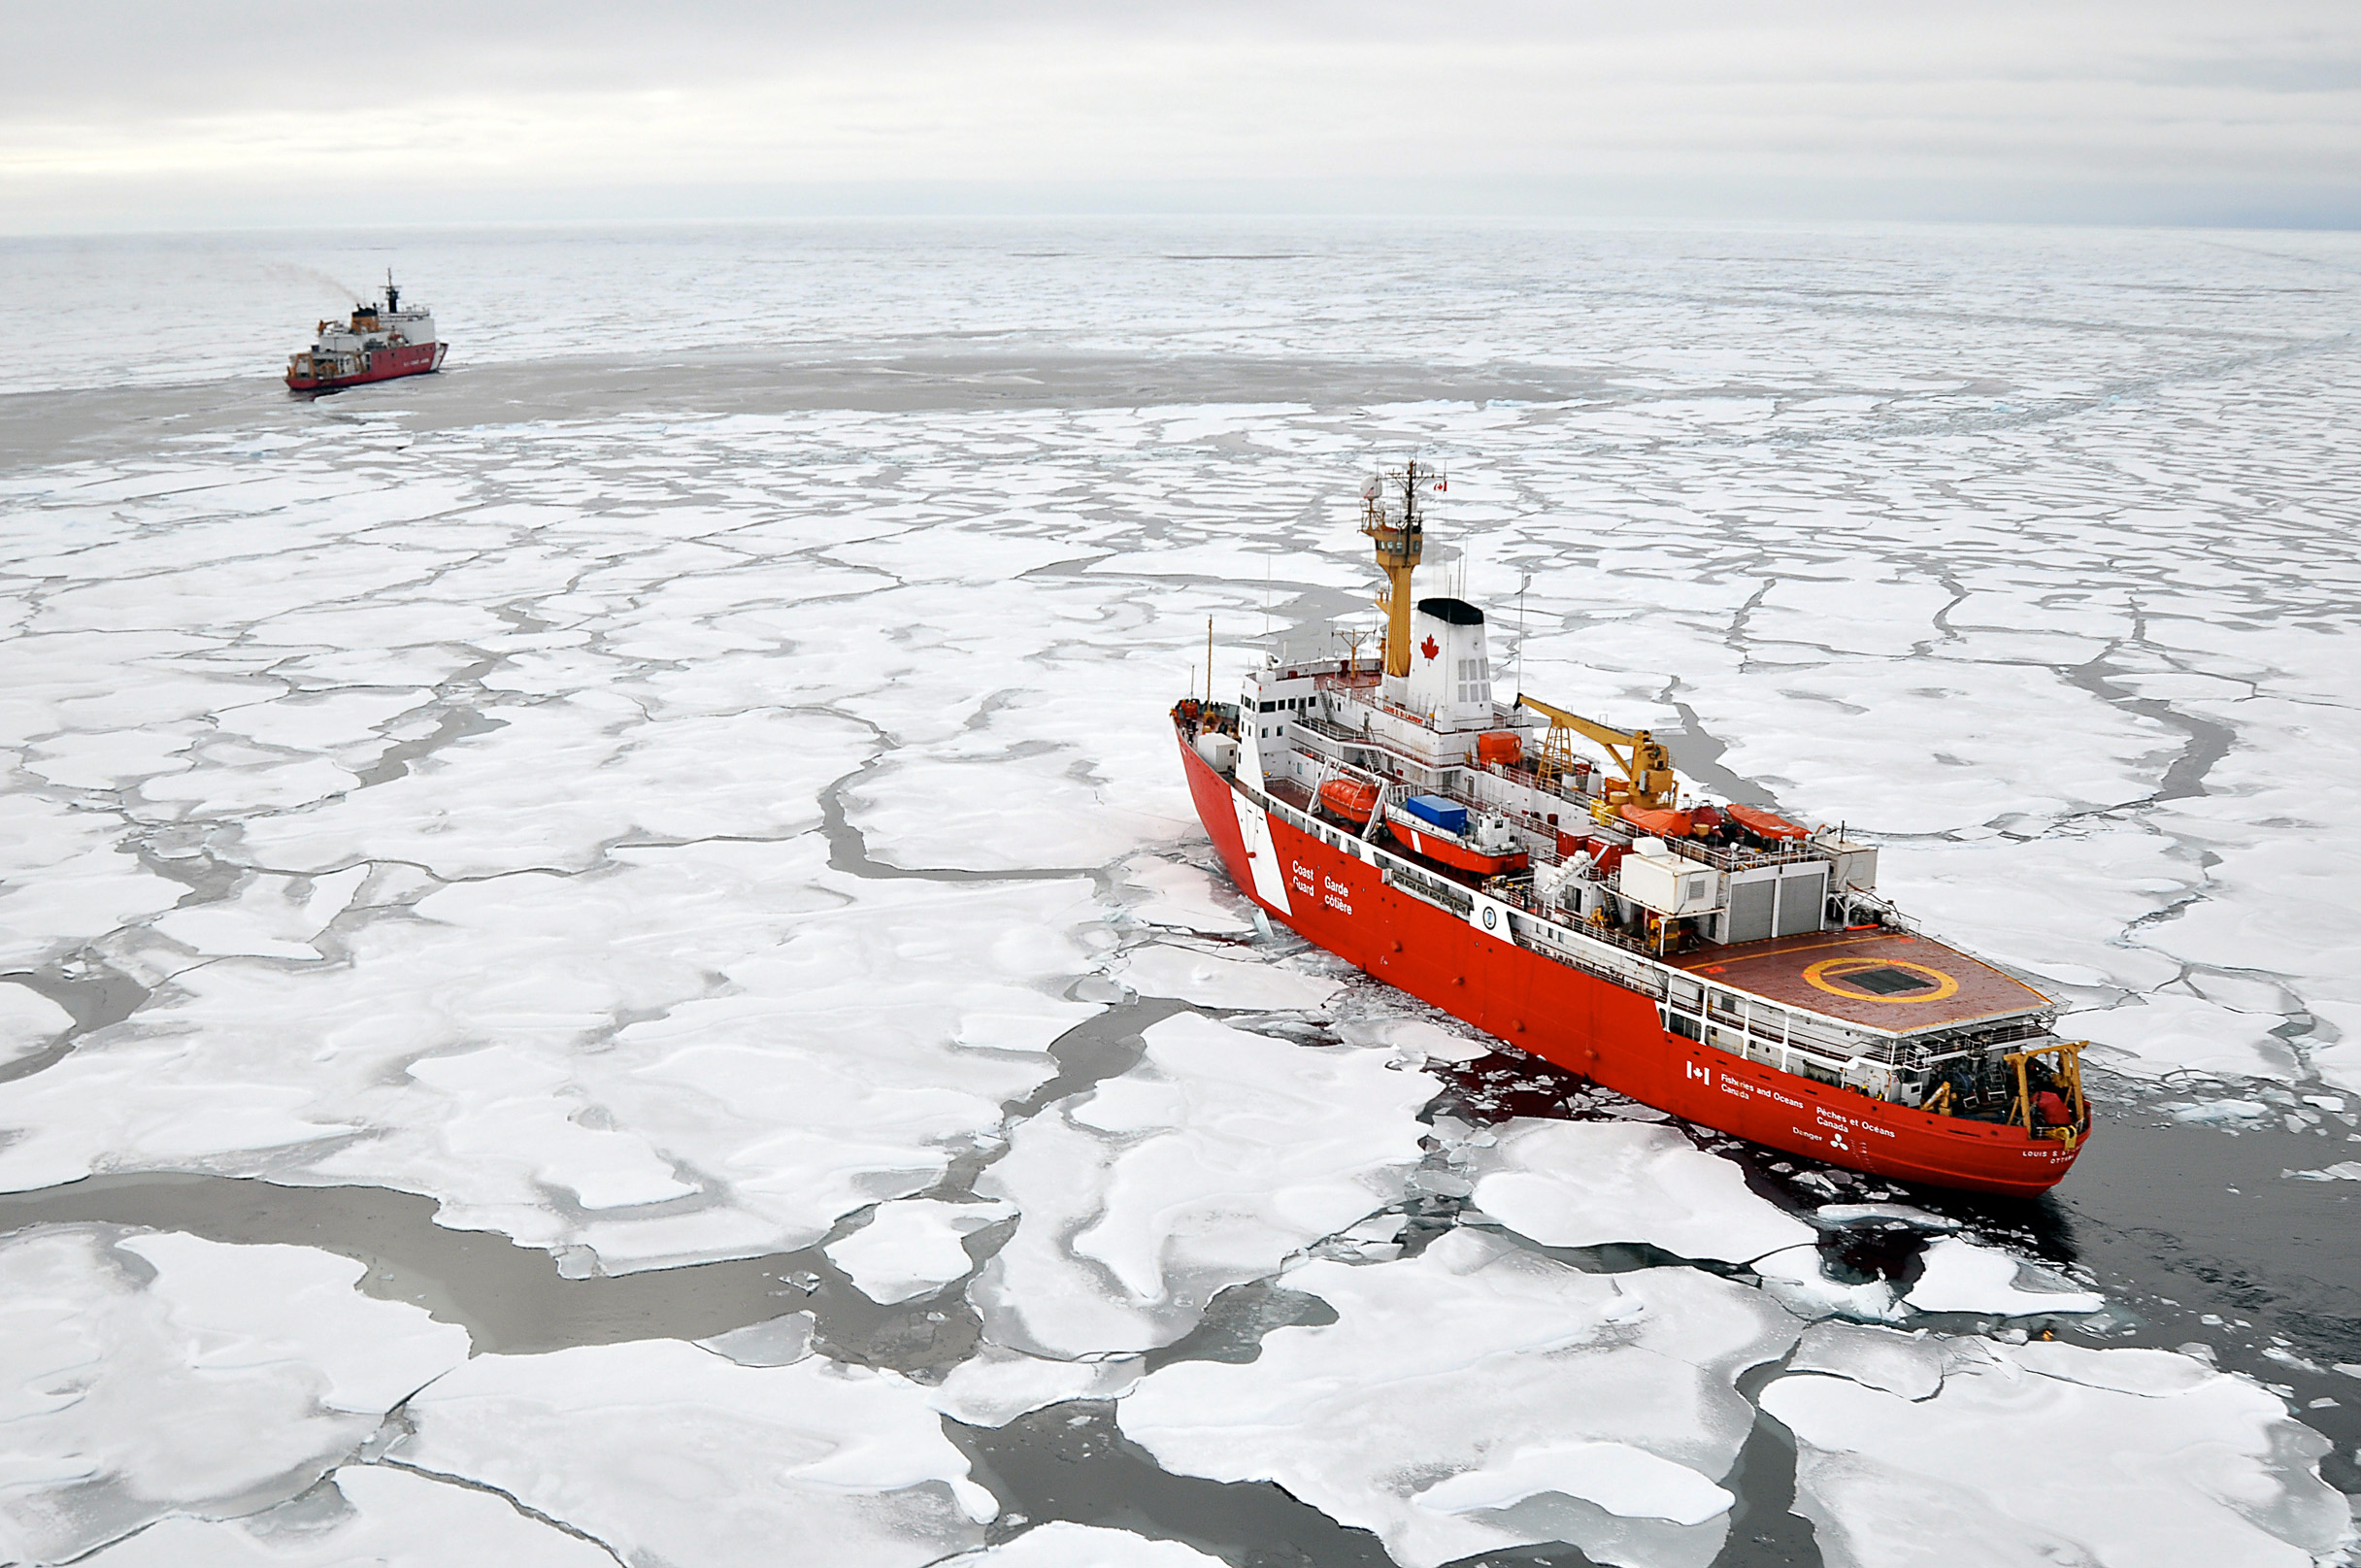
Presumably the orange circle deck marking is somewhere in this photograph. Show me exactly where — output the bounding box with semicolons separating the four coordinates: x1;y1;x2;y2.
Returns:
1804;955;1960;1004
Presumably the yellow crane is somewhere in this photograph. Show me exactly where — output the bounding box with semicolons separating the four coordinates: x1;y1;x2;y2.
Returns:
1514;693;1679;810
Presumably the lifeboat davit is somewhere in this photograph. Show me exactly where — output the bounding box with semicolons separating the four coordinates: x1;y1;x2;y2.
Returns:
1318;777;1380;821
1726;802;1810;841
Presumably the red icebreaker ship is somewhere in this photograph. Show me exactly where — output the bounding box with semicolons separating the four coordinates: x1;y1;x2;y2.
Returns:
285;274;447;391
1173;460;2090;1196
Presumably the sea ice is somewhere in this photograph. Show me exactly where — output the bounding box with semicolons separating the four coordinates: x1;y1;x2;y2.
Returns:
149;867;368;963
399;1339;994;1568
2282;1160;2361;1183
0;839;1102;1273
826;1197;1015;1305
971;1012;1434;1355
846;749;1186;873
916;1343;1145;1427
2068;991;2299;1083
0;1228;469;1563
1764;1339;2347;1568
0;982;72;1067
1786;1321;1947;1400
1750;1245;1906;1323
78;1463;616;1567
1110;939;1345;1011
1904;1237;2105;1318
1120;853;1253;936
1467;1118;1814;1264
1118;1228;1801;1568
939;1521;1228;1565
0;794;186;967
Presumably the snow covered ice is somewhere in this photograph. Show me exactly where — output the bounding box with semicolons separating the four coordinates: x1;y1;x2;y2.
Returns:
0;218;2355;1564
971;1011;1434;1355
1467;1118;1815;1265
1763;1339;2348;1568
1119;1227;1800;1568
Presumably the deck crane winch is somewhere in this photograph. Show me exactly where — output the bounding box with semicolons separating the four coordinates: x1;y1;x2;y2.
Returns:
1513;693;1679;810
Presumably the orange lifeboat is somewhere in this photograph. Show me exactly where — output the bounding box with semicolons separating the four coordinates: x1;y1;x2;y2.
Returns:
1726;803;1810;841
1318;777;1380;820
1618;804;1694;839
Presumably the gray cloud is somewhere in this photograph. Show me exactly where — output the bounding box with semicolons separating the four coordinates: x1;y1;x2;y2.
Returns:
6;1;2357;231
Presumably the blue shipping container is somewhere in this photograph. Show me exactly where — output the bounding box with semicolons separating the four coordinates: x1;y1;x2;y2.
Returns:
1402;794;1468;834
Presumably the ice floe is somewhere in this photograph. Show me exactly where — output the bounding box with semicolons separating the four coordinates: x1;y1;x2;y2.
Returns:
1120;854;1253;936
79;1463;616;1568
1764;1339;2348;1568
2069;991;2299;1084
1786;1320;1947;1400
0;1228;469;1563
1904;1237;2105;1318
917;1342;1145;1426
940;1521;1228;1565
399;1339;994;1568
0;840;1102;1272
1118;1228;1801;1568
826;1197;1014;1305
847;751;1185;872
149;867;368;963
1110;939;1345;1011
0;981;72;1066
1467;1118;1814;1264
971;1012;1434;1355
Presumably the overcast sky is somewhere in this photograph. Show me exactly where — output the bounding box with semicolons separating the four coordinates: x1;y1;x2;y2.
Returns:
6;1;2357;233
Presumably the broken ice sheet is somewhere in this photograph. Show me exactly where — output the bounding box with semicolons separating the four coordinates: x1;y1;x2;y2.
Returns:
1762;1339;2347;1568
1119;853;1253;936
1118;1228;1800;1568
825;1197;1014;1305
2067;991;2299;1084
1466;1118;1815;1265
0;1228;470;1563
1786;1320;1947;1401
241;701;879;879
845;748;1186;872
149;866;368;964
914;1342;1145;1427
78;1463;615;1568
0;981;73;1067
1111;938;1345;1011
0;839;1101;1274
397;1340;993;1568
939;1521;1227;1565
1904;1237;2104;1318
0;794;187;967
971;1012;1435;1356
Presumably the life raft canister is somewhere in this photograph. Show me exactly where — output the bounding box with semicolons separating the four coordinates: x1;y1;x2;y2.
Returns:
1476;730;1522;766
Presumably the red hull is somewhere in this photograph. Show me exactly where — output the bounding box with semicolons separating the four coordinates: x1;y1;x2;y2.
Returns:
286;342;446;391
1182;737;2081;1196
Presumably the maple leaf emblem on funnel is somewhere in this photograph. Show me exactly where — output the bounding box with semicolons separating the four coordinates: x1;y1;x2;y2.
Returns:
1420;634;1439;660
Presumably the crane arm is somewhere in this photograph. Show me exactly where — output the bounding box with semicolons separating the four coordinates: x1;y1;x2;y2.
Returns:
1514;693;1679;808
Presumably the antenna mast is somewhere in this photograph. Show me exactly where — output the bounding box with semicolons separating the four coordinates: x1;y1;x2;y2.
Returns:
1360;456;1438;681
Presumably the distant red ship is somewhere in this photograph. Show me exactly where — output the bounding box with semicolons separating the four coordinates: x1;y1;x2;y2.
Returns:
285;274;446;391
1174;460;2091;1196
